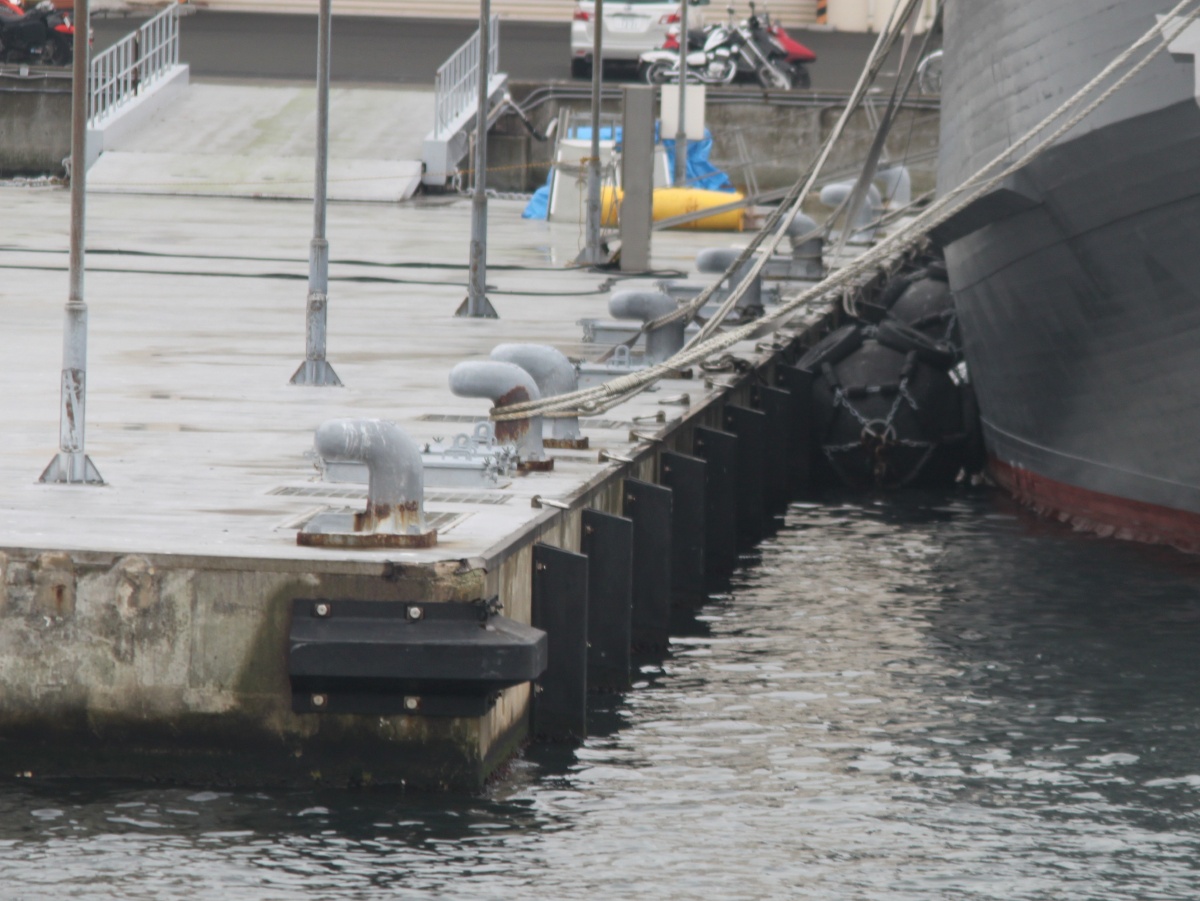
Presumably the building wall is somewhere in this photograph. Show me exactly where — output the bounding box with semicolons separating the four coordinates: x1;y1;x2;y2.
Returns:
825;0;938;32
199;0;819;26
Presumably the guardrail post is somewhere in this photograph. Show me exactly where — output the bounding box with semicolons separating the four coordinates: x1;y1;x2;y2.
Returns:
88;4;180;127
290;0;343;386
42;0;102;485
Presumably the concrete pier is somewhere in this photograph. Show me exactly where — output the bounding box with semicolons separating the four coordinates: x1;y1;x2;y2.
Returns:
0;182;832;790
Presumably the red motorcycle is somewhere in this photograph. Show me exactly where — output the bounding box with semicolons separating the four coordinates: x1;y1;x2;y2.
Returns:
662;2;815;89
0;0;74;66
760;5;815;88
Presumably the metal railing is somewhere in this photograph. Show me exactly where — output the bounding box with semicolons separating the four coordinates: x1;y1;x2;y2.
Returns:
433;15;500;138
89;3;181;125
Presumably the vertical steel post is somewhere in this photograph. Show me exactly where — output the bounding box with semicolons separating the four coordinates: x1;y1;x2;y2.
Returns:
290;0;343;385
458;0;499;317
42;0;102;485
576;0;605;265
674;0;688;187
618;84;654;272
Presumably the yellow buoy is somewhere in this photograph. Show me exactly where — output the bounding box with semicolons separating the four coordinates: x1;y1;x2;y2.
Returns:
601;186;745;231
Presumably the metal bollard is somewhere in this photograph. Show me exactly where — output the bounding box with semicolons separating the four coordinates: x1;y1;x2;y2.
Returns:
449;360;553;471
609;290;685;365
299;418;437;548
490;344;588;449
695;247;764;314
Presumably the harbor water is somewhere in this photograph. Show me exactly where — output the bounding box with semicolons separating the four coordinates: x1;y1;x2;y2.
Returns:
3;488;1199;900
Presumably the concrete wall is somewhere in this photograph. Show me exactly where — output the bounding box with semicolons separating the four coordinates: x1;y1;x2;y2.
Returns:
493;83;940;201
0;72;72;177
0;548;504;789
0;64;189;178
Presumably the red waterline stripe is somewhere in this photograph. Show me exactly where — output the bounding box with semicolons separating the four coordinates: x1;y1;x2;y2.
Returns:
990;457;1200;554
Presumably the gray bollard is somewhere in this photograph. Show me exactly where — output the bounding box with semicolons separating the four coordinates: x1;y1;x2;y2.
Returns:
695;247;763;312
299;418;437;548
609;290;685;365
819;181;883;244
490;344;587;449
449;360;552;471
786;212;825;279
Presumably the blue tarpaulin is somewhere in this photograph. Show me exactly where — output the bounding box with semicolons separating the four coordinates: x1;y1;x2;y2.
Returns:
522;125;734;220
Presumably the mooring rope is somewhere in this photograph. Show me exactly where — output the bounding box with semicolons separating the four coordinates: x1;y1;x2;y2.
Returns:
492;0;1200;422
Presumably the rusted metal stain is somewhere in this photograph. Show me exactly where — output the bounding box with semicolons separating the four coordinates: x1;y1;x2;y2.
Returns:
353;500;422;535
543;437;589;450
518;459;555;472
493;385;532;445
61;368;85;451
297;529;439;549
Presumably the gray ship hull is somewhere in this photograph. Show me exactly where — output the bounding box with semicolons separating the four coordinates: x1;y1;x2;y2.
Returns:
938;1;1200;549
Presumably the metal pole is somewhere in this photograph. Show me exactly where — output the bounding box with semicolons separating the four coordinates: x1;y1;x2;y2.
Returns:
674;0;688;186
458;0;499;317
577;0;605;265
41;0;102;485
290;0;343;385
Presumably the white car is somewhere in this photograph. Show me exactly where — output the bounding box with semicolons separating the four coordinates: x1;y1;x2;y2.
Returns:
571;0;706;78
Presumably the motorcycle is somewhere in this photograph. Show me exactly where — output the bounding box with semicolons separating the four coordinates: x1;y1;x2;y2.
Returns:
0;0;74;66
639;16;742;86
757;3;815;89
640;3;810;90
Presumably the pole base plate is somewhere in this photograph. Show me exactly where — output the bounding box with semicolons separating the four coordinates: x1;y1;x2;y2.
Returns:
40;452;104;485
290;360;343;387
454;296;500;319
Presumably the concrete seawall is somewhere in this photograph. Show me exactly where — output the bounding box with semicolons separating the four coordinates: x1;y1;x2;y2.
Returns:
492;81;940;197
0;70;72;177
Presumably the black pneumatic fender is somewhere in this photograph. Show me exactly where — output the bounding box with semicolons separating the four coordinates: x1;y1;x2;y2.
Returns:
887;275;959;346
795;323;864;372
874;319;957;370
811;339;968;489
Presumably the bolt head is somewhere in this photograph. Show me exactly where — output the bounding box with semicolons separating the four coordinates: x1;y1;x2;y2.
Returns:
404;696;421;712
311;693;328;708
314;602;330;617
407;605;423;621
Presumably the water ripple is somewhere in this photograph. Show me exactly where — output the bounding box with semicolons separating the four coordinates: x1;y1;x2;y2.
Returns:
4;491;1200;898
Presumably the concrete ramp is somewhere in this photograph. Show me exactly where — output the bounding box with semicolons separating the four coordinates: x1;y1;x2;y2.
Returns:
88;152;423;202
87;82;432;202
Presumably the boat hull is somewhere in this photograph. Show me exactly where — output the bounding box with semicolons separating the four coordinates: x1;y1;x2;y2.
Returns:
939;1;1200;549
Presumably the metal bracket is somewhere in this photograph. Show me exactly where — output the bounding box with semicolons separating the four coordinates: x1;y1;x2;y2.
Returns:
581;508;634;692
776;365;815;494
623;478;673;650
724;405;768;542
531;543;589;740
693;426;739;574
755;383;799;506
660;450;707;603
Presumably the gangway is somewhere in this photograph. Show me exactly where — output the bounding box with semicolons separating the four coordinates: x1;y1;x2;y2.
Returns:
422;15;507;188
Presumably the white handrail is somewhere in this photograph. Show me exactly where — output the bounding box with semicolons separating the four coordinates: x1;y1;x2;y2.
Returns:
89;3;181;125
433;15;500;138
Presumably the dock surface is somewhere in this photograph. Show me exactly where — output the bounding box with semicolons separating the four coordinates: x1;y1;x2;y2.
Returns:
2;186;734;562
